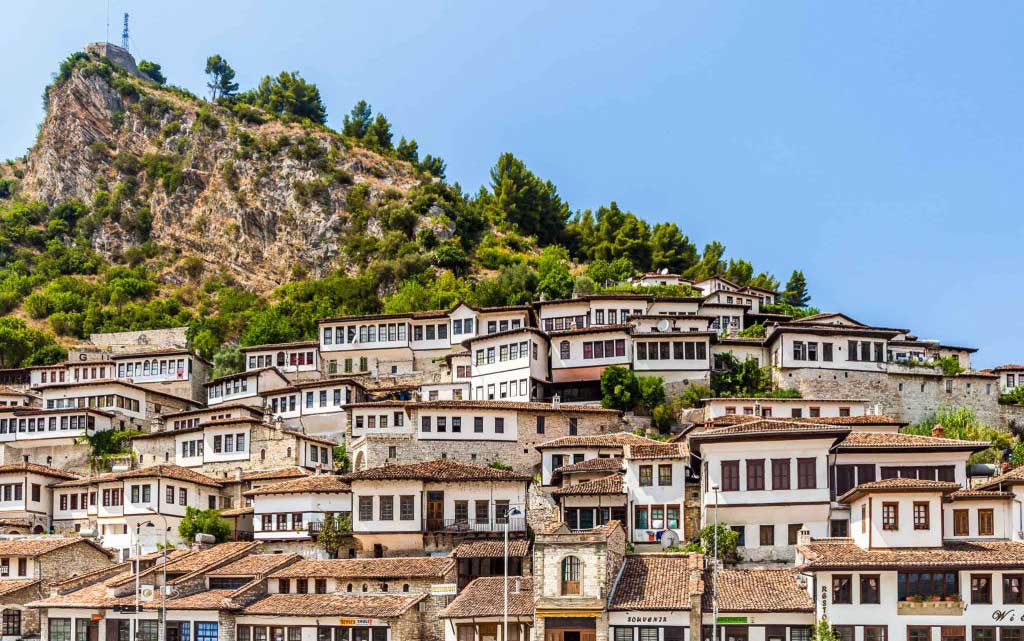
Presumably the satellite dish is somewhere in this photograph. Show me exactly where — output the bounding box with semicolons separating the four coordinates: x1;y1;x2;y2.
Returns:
656;319;671;333
661;530;680;549
660;268;669;275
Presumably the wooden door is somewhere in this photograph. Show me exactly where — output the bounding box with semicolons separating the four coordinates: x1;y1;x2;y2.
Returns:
426;491;444;530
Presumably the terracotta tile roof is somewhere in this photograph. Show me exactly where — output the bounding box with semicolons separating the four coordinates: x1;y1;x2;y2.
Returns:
239;341;319;352
625;443;685;460
52;472;120;488
837;478;960;503
798;539;1024;570
162;589;236;609
346;399;620;415
344;459;531;483
948;489;1013;501
0;537;103;557
535;520;624;537
691;420;850;444
706;568;813;612
536;431;657;450
552;474;624;496
243;593;425;617
440;577;533;619
30;571;133;608
0;462;79;480
975;465;1024;490
450;539;531;559
706;415;907;428
207;554;301;577
993;364;1024;372
240;467;312;482
0;579;40;597
116;465;224;488
609;554;703;611
220;506;254;517
552;457;624;480
282;430;339;447
270;557;455;579
244;474;350;497
109;542;259;587
837;431;990;451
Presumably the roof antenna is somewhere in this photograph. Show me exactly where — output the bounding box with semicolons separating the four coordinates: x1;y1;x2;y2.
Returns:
105;0;110;44
121;12;130;51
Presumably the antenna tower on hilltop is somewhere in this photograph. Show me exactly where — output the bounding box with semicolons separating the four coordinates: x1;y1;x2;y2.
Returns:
121;13;130;50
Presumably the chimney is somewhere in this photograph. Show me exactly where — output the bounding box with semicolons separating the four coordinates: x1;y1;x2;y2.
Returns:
932;423;945;439
234;467;243;481
797;529;812;546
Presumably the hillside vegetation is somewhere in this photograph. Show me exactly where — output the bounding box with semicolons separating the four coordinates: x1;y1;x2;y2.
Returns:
0;48;806;368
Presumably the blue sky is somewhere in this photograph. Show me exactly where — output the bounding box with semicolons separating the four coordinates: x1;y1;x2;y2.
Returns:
3;1;1021;367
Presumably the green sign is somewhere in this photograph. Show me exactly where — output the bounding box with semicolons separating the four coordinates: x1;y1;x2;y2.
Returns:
716;617;749;624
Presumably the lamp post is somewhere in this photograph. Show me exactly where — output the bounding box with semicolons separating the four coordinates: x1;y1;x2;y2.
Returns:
503;505;524;641
711;482;720;641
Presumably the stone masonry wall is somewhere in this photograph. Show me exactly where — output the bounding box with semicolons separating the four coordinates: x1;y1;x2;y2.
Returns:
776;367;1005;427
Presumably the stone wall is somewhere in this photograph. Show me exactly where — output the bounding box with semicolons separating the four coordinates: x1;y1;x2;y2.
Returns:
351;410;624;476
775;367;1005;427
0;442;93;472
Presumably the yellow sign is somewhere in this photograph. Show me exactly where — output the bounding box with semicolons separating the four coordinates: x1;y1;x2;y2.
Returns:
338;618;376;626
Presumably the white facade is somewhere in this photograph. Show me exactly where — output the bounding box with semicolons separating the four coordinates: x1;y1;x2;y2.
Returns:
253;490;352;542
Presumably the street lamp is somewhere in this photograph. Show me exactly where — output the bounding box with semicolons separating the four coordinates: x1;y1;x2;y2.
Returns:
503;505;524;641
710;483;720;641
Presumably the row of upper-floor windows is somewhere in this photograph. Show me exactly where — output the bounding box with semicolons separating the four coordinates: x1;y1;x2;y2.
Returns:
269;388;351;413
475;341;537;365
722;406;851;418
118;358;189;378
47;395;140;412
830;571;1024;604
353;412;405;430
422;415;504;434
0;414;96;434
720;457;817;491
249;352;314;369
209;378;249;399
475;378;532;401
635;340;706;361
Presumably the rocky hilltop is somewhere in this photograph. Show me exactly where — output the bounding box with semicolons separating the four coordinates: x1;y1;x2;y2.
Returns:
15;44;425;292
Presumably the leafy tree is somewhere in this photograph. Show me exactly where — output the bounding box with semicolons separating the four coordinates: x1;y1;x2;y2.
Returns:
481;153;569;245
725;259;754;285
365;113;394;150
684;242;726;281
342;100;374;139
472;264;538;307
651;404;674;431
784;270;810;307
737;323;766;338
811;620;838;641
138;60;166;85
698;523;740;561
204;55;239;101
904;406;1013;464
710;353;775;397
241;72;327;124
433;242;470;273
638;376;667;411
587;257;634;287
600;366;641;411
679;384;712;408
649;222;697;273
419;154;446;179
333;444;351;472
79;429;142;466
396;137;419;163
537;266;574;301
211;344;244;378
0;317;64;367
178;506;231;543
317;513;351;558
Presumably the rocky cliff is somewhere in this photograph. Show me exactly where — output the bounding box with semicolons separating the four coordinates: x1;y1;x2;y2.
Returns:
16;45;425;292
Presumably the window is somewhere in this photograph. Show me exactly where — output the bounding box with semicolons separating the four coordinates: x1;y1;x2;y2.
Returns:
358;496;373;521
979;509;995;536
639;466;653;486
721;460;740;491
495;418;504;434
971;574;992;604
861;575;880;603
772;459;790;490
658;464;673;486
196;623;218;641
898;572;959;600
421;416;431;432
400;495;415;520
953;509;969;536
569;418;578;435
760;524;774;546
908;628;931;641
831;575;852;604
788;523;803;545
561;556;582;595
379;495;394;521
179;488;187;505
1004;575;1023;604
559;341;570;359
797;458;816;489
882;502;899;530
2;610;20;637
746;459;765;491
973;629;995;641
913;502;930;529
536;416;545;434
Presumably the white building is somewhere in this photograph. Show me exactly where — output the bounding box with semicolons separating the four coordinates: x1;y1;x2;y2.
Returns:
205;367;290;407
247;474;352;547
464;328;549;402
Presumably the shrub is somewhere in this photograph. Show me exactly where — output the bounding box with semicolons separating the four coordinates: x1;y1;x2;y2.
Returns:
697;523;740;561
600;366;641;411
178;506;231;543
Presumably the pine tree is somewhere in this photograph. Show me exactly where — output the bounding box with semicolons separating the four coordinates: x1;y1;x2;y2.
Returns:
342;100;373;139
649;222;697;273
204;55;238;101
318;514;343;558
784;270;811;307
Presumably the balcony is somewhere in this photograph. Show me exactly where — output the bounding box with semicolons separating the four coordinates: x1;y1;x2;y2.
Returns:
896;599;964;616
423;517;526;534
